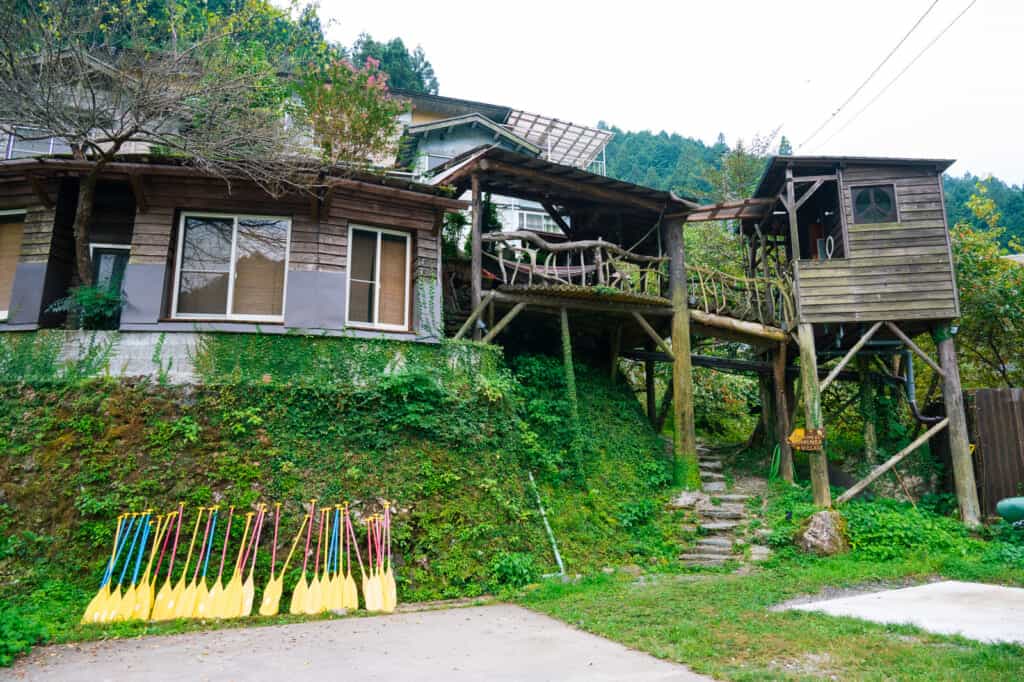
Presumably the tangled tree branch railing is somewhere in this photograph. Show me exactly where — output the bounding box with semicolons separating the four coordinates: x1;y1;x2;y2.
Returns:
480;230;794;328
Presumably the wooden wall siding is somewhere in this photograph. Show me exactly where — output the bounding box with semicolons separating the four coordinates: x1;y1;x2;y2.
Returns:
130;175;441;281
798;164;958;323
0;180;57;263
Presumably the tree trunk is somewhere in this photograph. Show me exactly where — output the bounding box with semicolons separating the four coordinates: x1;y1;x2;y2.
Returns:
73;173;98;287
858;356;878;464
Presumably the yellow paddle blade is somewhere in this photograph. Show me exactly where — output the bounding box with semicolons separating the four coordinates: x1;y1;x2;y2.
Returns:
150;579;174;621
362;575;375;612
162;579;185;620
382;568;397;613
221;573;243;619
131;581;153;621
200;581;222;619
327;575;341;611
176;582;197;620
289;574;308;615
241;574;256;618
192;581;209;618
304;575;321;615
81;585;109;624
100;587;123;623
258;575;283;617
343;573;359;610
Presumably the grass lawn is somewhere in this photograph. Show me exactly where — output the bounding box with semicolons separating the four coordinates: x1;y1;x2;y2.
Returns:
520;554;1024;681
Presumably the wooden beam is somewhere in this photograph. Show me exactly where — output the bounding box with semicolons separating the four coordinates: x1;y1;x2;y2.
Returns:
934;326;981;526
798;322;830;507
689;309;788;342
785;166;799;259
819;321;883;392
481;302;527;343
478;158;665;212
665;217;699;489
327;177;467;210
128;174;148;213
28;175;53;209
631;311;674;359
836;418;949;505
470;174;483;340
490;290;671;317
885;322;946;377
540;202;572;235
793;178;825;212
773;342;794;482
453;291;495;340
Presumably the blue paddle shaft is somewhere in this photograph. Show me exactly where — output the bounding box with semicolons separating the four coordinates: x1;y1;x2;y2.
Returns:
130;515;152;586
201;511;218;578
117;515;145;587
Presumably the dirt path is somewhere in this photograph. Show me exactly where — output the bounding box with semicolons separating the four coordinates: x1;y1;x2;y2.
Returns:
3;604;712;681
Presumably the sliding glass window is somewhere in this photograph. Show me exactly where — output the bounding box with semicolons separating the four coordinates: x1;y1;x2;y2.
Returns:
346;226;411;330
172;213;290;321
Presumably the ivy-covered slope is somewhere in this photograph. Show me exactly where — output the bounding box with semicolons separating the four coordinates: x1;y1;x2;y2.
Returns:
0;333;679;649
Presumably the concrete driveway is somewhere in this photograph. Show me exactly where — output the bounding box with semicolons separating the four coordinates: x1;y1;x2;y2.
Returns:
3;604;712;681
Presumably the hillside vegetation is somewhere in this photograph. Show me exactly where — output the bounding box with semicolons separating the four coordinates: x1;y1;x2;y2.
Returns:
0;333;681;660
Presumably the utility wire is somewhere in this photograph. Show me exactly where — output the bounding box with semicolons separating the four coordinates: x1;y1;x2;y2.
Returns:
813;0;977;151
798;0;941;150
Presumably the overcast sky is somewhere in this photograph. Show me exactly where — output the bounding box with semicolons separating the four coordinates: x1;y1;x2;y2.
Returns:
312;0;1023;184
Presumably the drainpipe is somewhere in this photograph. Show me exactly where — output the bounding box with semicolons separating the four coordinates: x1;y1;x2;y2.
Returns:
902;349;943;425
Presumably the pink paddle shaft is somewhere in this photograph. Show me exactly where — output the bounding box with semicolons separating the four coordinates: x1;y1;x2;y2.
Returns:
270;506;281;575
300;502;316;573
216;508;234;581
345;508;365;576
245;507;267;574
313;509;325;574
237;507;263;574
164;503;185;580
153;510;176;580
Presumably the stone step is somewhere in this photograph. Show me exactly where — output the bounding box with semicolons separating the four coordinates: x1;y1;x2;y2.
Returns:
715;494;750;503
703;481;727;493
695;541;734;555
698;520;740;533
695;536;733;548
700;471;725;481
700;507;745;521
698;460;723;471
679;553;730;565
749;545;773;562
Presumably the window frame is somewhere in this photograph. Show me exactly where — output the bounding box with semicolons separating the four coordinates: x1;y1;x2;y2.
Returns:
170;211;292;323
4;127;70;159
849;183;900;225
89;242;130;290
0;208;27;321
345;224;412;332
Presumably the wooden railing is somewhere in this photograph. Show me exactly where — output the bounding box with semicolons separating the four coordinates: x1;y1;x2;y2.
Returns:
480;231;793;328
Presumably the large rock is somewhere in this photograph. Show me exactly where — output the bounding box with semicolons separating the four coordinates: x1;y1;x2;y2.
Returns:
797;510;848;556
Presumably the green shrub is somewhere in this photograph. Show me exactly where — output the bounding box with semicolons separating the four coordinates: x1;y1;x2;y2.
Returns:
843;498;970;560
0;607;47;667
489;551;539;589
46;285;123;330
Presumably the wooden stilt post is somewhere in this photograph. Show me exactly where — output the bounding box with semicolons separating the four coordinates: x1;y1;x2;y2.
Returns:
470;174;483;341
560;308;579;425
645;357;657;425
933;324;981;527
798;322;830;506
772;342;794;482
664;217;699;488
757;373;774;448
858;356;879;464
610;325;622;384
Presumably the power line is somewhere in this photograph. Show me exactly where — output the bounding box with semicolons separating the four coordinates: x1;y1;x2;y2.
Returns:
813;0;977;151
797;0;941;150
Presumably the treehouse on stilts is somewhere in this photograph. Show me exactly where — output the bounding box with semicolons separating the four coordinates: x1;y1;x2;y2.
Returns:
435;147;980;525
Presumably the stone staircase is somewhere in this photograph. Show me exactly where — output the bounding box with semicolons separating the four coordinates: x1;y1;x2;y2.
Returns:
669;446;772;569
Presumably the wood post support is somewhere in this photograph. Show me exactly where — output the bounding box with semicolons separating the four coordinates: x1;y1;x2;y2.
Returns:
610;325;622;384
772;342;794;482
560;308;579;425
798;322;830;506
858;356;879;464
470;174;483;340
933;325;981;527
664;217;699;489
645;357;657;425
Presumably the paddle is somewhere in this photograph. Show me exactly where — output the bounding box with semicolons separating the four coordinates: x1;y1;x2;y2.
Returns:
102;512;144;623
327;506;343;610
192;507;218;618
342;504;361;610
130;513;169;621
161;507;204;621
116;511;154;621
201;506;233;619
289;500;316;615
81;514;127;624
382;502;397;613
305;507;326;615
219;510;253;619
178;507;213;619
259;504;304;617
240;504;266;618
151;503;185;621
